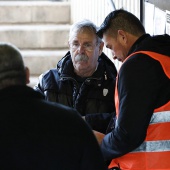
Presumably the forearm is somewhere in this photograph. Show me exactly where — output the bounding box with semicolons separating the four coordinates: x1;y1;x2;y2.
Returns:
100;127;140;160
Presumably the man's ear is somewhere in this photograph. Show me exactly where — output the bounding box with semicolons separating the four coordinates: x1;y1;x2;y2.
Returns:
99;41;104;56
117;30;127;43
25;66;30;84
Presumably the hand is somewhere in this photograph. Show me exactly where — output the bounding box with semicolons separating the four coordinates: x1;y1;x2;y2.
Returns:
93;130;105;145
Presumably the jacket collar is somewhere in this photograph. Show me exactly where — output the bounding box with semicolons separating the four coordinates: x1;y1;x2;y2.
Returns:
57;51;117;80
128;34;150;56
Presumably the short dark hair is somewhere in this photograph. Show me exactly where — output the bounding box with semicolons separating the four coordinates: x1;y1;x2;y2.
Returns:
0;42;26;89
97;9;145;38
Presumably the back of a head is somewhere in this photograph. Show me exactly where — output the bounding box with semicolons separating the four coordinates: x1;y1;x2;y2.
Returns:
0;42;26;90
97;9;146;38
69;19;102;44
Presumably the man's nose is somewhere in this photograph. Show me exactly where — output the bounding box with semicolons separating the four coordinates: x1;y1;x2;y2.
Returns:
111;51;116;60
113;55;117;60
78;45;85;53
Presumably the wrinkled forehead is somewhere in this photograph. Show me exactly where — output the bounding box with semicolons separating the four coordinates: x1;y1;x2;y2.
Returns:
69;28;97;43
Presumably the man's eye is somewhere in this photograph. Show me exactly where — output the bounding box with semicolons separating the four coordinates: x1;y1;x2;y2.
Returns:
106;46;111;50
84;44;92;48
72;43;79;47
73;43;79;46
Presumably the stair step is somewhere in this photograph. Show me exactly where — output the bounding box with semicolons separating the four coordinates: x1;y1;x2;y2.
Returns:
0;1;70;24
22;49;68;75
0;24;70;49
0;0;71;88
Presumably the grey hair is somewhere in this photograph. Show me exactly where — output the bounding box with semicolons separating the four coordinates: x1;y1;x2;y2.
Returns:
69;19;102;44
0;42;26;90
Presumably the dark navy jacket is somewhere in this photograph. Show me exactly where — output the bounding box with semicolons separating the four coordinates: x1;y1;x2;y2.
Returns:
34;51;117;133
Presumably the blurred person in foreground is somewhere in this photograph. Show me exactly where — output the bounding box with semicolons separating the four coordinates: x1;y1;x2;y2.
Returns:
94;9;170;170
0;42;107;170
34;19;117;134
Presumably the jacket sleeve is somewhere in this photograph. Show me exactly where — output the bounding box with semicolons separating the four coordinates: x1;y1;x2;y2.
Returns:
34;74;45;96
100;54;164;160
85;112;115;134
34;69;60;102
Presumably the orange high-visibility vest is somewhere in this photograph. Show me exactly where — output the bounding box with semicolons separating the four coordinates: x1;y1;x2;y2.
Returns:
109;51;170;170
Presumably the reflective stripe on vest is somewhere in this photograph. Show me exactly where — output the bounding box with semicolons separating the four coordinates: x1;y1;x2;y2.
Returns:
110;51;170;170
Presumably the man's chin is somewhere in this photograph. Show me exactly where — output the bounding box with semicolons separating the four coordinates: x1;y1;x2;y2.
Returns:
75;62;88;70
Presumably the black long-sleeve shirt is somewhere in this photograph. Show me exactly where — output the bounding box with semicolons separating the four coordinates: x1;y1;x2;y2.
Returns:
101;34;170;160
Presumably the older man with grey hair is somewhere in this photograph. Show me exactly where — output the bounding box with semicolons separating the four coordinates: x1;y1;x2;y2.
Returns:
35;19;117;134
